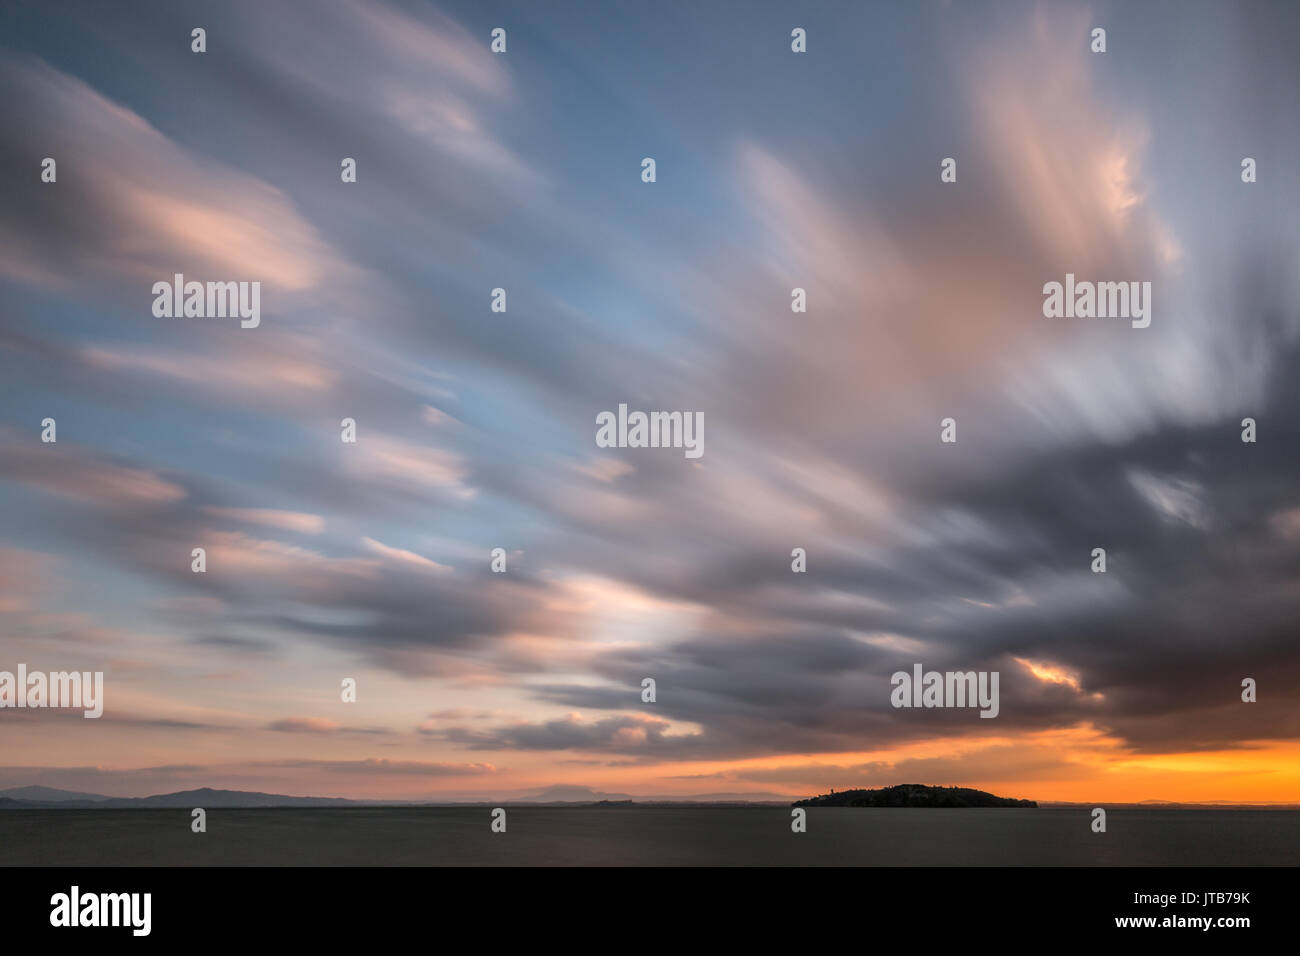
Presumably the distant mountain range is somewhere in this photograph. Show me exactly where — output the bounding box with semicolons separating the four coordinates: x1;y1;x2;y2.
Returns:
794;784;1037;808
5;784;1293;810
0;784;791;808
1;785;114;803
0;787;356;809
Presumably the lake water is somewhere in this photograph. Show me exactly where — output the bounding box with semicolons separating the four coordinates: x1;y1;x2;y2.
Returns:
2;807;1296;866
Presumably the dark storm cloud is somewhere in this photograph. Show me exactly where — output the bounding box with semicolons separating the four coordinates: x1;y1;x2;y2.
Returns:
431;713;704;755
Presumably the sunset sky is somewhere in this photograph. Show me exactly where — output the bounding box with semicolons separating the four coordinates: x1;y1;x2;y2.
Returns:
1;0;1298;803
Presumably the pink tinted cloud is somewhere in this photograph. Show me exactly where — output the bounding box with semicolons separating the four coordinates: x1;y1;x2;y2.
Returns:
0;56;347;295
202;507;326;535
0;428;185;506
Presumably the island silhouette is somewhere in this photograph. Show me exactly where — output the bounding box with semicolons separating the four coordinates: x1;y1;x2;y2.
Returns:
793;784;1037;808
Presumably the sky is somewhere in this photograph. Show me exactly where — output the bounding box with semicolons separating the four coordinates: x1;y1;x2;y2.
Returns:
1;0;1298;803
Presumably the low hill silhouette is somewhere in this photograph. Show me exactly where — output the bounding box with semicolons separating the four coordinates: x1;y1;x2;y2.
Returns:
793;784;1036;808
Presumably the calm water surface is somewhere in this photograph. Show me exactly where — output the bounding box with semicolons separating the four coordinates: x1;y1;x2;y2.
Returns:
1;807;1296;866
